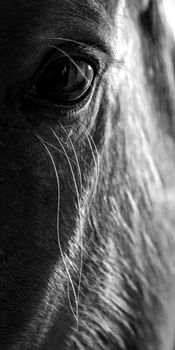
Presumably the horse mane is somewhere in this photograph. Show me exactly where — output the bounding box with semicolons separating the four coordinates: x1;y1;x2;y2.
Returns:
66;2;175;349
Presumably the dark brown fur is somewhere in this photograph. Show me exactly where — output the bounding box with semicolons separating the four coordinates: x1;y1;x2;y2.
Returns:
0;0;175;349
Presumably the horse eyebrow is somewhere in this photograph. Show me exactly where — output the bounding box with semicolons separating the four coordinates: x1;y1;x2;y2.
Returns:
49;29;113;58
44;0;114;56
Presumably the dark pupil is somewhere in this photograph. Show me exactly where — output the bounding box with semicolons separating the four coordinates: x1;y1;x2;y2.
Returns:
37;61;70;97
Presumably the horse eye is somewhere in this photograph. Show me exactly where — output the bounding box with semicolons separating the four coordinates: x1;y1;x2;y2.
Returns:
29;58;94;105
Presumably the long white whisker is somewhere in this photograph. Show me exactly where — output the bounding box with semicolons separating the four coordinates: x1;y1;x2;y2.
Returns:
35;134;78;322
58;122;83;199
48;45;89;84
50;128;81;326
51;128;81;214
37;137;77;166
58;121;84;319
78;121;100;213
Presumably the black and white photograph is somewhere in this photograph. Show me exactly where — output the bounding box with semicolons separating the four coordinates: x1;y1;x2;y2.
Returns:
0;1;175;349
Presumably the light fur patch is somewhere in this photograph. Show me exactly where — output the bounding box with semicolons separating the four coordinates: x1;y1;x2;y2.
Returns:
161;0;175;42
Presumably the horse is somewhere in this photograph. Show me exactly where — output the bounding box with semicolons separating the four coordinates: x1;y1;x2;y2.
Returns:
0;0;175;349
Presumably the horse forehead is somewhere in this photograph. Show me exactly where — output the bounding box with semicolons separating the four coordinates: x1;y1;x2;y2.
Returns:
0;0;119;23
0;0;118;37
